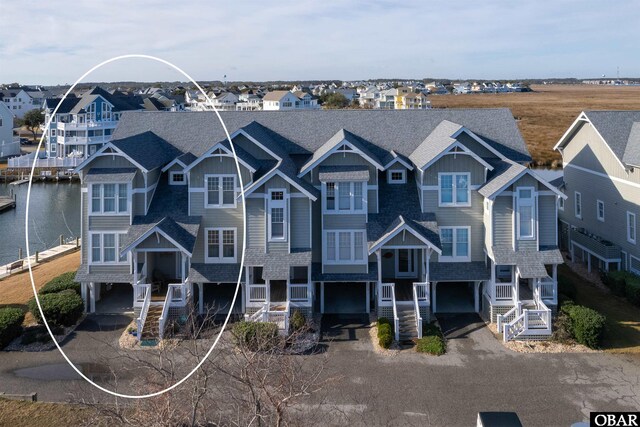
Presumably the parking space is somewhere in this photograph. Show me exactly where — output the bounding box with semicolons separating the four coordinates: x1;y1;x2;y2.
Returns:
323;282;367;314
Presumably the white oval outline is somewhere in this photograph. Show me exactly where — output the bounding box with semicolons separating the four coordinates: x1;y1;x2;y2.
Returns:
25;54;246;399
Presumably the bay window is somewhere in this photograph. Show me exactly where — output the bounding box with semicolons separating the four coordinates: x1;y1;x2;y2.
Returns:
205;175;236;208
206;228;236;262
323;181;366;213
325;230;367;264
516;187;535;240
90;183;129;214
438;173;470;206
439;227;470;261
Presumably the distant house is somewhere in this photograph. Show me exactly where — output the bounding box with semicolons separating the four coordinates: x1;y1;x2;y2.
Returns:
394;92;431;110
236;93;262;111
555;111;640;274
0;101;19;157
0;88;41;118
263;90;319;110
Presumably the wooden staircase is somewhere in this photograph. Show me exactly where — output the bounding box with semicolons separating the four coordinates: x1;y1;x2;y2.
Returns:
397;306;417;341
141;306;163;340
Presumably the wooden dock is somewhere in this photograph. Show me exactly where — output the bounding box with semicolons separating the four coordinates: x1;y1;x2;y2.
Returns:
0;196;16;212
9;179;29;186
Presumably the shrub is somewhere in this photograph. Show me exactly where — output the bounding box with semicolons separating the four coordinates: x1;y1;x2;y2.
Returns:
0;307;25;349
376;321;393;349
20;326;53;345
624;276;640;306
557;276;577;301
562;304;606;349
28;291;84;327
289;310;306;332
377;317;391;327
232;321;279;351
552;311;573;343
39;272;80;295
416;335;446;355
606;271;630;296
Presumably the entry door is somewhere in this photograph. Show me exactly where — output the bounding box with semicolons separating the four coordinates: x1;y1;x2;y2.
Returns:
396;249;417;277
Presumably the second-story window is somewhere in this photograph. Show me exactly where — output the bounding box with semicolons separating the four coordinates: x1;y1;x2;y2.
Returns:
90;183;128;214
324;181;365;213
268;189;287;241
516;187;535;240
574;191;582;219
205;175;236;208
439;227;470;262
439;173;470;207
388;169;406;184
170;172;186;185
325;230;366;264
205;228;236;263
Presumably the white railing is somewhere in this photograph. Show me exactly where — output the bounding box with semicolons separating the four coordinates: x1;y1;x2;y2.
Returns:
380;282;393;303
503;311;526;342
158;290;172;340
133;282;150;307
496;303;521;333
8;152;83;169
501;300;552;342
249;303;269;322
389;283;399;342
248;301;290;332
412;282;429;304
136;286;152;341
539;279;557;303
412;285;423;339
494;283;513;301
248;284;267;303
288;283;311;303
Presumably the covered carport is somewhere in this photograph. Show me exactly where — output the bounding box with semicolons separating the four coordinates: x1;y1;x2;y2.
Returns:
94;283;134;314
189;263;244;316
429;262;491;314
312;263;377;314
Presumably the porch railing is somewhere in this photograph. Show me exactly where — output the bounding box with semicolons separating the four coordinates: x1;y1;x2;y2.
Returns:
135;285;152;341
386;283;399;341
158;290;172;340
538;279;557;304
248;284;267;303
133;282;149;307
380;282;393;303
494;283;513;301
496;302;520;334
248;301;290;332
288;283;312;304
412;285;423;339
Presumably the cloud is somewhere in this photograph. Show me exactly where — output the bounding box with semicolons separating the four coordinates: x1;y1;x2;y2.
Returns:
0;0;639;84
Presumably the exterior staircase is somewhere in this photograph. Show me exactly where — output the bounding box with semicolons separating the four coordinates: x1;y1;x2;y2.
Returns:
397;306;418;341
141;306;163;340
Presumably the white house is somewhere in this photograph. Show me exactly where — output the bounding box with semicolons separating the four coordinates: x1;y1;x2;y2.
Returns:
0;102;20;157
263;91;319;110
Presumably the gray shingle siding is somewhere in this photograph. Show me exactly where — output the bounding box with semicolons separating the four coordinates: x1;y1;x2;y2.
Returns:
323;214;367;229
493;196;512;246
88;216;129;230
538;195;557;247
421;155;485;186
290;198;310;249
246;198;265;248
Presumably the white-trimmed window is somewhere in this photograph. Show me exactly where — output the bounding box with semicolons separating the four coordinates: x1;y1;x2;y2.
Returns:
323;181;366;213
439;227;470;262
597;200;605;222
516;187;535;240
205;228;236;263
627;212;636;244
324;230;367;264
438;173;470;207
169;171;186;185
387;169;406;184
205;174;236;208
268;189;287;241
574;191;582;219
89;232;129;264
90;183;129;214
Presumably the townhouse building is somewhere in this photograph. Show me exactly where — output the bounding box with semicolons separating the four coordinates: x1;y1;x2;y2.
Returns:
555;111;640;274
74;109;564;342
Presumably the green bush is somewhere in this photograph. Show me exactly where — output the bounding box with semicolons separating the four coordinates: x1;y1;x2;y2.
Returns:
28;291;84;327
376;320;393;349
0;307;25;349
561;304;606;349
232;321;280;351
416;335;446;355
606;271;630;296
289;310;306;332
39;272;80;295
625;278;640;306
377;317;391;327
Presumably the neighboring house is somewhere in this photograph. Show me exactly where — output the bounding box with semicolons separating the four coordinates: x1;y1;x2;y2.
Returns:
395;92;431;110
0;89;39;118
555;111;640;274
236;93;262;111
74;109;563;343
0;102;19;157
42;86;143;159
263;91;319;110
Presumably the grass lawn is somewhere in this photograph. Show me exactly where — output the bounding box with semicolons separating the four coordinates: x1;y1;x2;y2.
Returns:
558;264;640;353
0;399;94;426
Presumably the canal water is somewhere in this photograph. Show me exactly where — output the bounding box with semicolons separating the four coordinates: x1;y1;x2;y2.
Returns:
0;182;81;266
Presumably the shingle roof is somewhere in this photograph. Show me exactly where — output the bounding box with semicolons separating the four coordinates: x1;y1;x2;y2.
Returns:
311;262;378;282
492;246;563;279
189;263;244;283
263;90;291;102
112;109;531;164
110;131;182;171
477;160;527;198
318;165;370;182
408;120;463;169
583;111;640;165
85;167;137;183
429;261;491;281
75;266;133;283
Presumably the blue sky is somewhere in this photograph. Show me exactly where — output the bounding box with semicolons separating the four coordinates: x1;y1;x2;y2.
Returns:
1;0;638;85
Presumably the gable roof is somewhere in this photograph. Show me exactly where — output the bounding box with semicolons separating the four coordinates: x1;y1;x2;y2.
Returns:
110;131;182;171
368;215;441;254
478;160;566;199
263;90;292;102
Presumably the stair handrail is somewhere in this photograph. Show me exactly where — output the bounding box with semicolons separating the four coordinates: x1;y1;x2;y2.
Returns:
496;303;520;333
135;284;152;342
248;302;268;322
390;283;399;341
412;283;423;339
503;310;526;342
158;288;173;340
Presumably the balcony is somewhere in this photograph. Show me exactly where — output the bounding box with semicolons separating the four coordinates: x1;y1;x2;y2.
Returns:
57;120;117;131
58;135;110;145
571;228;621;262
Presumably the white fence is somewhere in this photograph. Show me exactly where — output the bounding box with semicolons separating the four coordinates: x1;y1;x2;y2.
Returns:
8;151;83;169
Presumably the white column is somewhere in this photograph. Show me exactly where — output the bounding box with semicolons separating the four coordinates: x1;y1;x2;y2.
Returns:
514;270;520;304
376;250;382;283
81;283;88;312
198;283;204;315
432;282;437;313
266;280;271;305
320;282;325;314
133;252;139;283
181;253;186;282
241;283;246;314
474;282;480;313
89;282;96;313
366;281;371;313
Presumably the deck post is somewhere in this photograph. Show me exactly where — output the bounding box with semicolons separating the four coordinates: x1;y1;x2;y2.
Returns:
376;250;382;283
474;281;480;313
365;281;370;313
89;282;96;313
198;282;204;315
432;282;437;313
241;283;246;314
81;283;88;312
587;253;592;273
320;282;325;313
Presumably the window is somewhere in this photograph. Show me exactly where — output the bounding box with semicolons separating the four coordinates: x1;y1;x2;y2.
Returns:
574;192;582;219
439;227;470;261
438;173;470;206
324;230;366;264
89;233;128;264
170;172;186;185
627;212;636;244
596;200;605;222
496;265;513;283
90;183;128;214
268;189;287;241
205;228;236;262
558;197;564;211
516;187;535;240
205;175;236;208
324;181;366;213
388;169;406;184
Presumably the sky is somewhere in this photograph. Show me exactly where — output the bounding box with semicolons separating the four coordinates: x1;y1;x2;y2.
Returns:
1;0;638;85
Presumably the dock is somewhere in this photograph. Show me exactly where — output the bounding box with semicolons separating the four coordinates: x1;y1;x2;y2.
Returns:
0;239;80;281
0;196;16;212
9;179;29;186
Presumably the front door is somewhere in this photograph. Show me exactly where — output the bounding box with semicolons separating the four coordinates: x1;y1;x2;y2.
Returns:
396;249;417;277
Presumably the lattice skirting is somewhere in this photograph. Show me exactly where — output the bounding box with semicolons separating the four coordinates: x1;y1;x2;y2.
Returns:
489;303;515;324
377;306;393;320
480;295;491;323
291;306;312;319
245;306;260;316
513;333;552;341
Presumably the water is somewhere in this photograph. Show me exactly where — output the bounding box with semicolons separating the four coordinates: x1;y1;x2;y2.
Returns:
0;181;80;265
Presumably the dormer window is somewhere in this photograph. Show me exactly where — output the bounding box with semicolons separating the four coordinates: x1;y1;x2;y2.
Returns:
438;173;470;207
205;174;236;208
387;169;406;184
323;181;366;213
170;171;186;185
